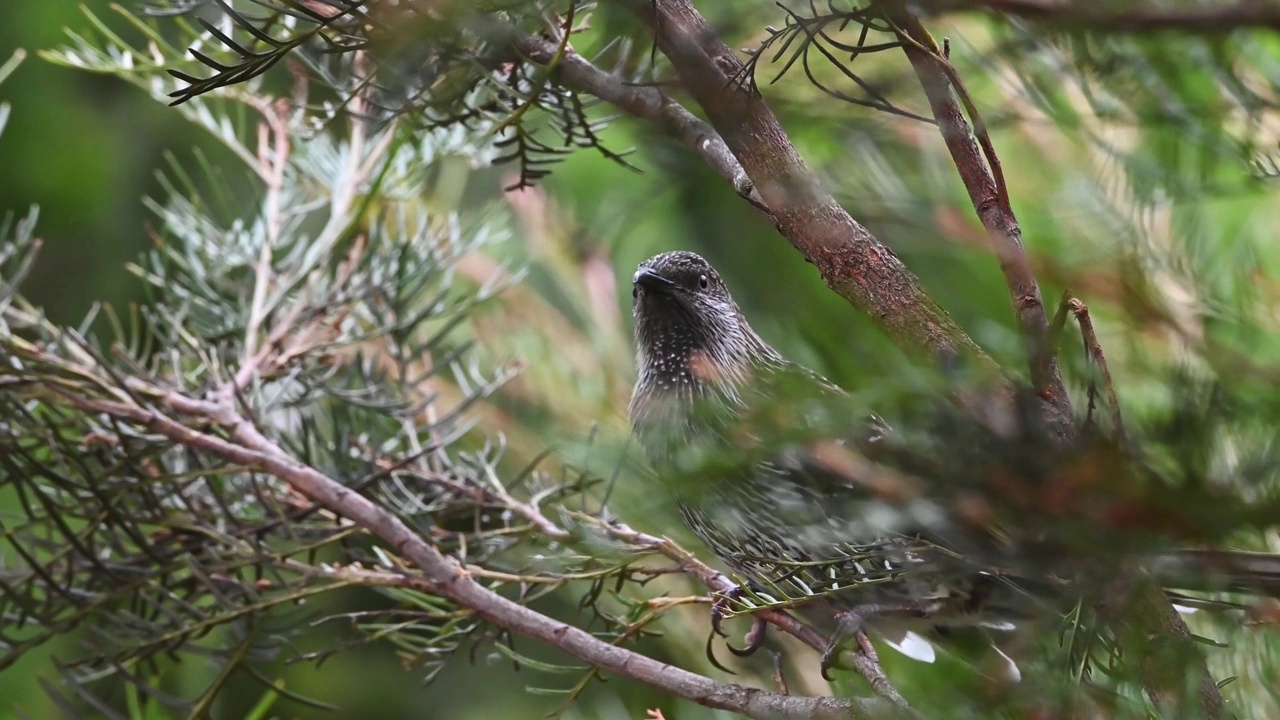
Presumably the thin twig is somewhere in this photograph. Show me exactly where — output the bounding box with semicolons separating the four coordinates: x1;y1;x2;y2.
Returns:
1068;298;1124;441
1062;298;1226;717
1044;290;1073;365
480;461;570;540
373;455;573;541
600;522;914;709
508;31;766;211
241;98;289;367
770;651;789;695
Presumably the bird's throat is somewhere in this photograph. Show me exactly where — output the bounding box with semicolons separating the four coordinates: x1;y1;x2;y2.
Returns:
636;326;743;399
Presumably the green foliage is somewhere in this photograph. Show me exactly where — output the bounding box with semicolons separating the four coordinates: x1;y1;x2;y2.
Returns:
5;1;1280;719
1;13;739;719
106;0;640;190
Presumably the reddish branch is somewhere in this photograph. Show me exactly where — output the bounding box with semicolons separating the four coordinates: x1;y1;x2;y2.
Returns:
881;9;1223;713
607;0;992;371
887;12;1072;436
921;0;1280;32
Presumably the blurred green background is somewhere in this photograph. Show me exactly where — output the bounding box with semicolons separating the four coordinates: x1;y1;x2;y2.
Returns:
4;1;1280;718
1;2;180;324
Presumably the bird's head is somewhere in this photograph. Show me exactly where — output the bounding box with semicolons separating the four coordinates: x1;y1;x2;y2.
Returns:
630;251;777;405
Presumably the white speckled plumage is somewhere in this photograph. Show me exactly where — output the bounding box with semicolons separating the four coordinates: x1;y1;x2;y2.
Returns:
627;251;1032;661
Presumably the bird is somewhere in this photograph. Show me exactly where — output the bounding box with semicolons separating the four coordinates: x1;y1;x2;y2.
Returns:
625;249;1280;679
626;250;1041;675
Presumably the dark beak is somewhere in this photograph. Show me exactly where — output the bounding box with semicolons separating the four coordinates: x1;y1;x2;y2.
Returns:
632;267;676;295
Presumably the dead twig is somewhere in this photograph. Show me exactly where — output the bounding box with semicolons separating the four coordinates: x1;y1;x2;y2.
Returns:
1069;298;1125;440
508;31;767;212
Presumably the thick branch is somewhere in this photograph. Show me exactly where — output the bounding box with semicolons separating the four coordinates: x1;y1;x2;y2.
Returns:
62;391;898;720
610;0;992;371
921;0;1280;32
1098;574;1230;720
888;12;1072;435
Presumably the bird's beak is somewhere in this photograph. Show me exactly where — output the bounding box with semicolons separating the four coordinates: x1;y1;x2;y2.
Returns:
632;267;676;295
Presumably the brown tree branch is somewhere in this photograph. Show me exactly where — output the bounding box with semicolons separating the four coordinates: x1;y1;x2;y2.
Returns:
385;452;906;705
920;0;1280;33
507;30;766;212
137;325;914;708
1098;573;1231;720
886;10;1072;437
608;0;995;372
48;387;903;720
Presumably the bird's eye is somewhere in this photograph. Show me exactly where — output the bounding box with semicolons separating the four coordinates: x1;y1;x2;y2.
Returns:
698;274;709;290
632;285;640;299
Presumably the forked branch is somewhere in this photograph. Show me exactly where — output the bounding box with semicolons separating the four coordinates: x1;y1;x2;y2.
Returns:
886;10;1072;437
608;0;993;371
508;30;766;210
